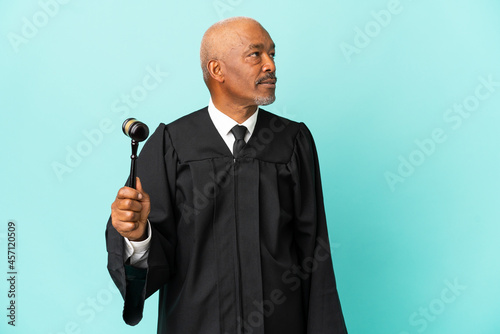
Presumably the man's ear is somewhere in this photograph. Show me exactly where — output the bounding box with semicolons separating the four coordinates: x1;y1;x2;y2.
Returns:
207;60;224;83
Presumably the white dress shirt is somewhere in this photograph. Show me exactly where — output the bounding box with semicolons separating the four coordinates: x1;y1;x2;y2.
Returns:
123;100;259;267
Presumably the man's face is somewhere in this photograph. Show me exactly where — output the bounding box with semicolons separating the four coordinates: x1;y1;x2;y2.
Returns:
220;22;277;107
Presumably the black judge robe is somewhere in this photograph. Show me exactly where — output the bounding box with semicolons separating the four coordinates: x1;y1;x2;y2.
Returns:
106;107;348;334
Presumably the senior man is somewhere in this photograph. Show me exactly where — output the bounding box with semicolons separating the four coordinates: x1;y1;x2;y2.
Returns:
106;16;348;334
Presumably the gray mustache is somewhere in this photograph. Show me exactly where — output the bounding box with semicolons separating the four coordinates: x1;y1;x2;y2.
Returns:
256;73;277;84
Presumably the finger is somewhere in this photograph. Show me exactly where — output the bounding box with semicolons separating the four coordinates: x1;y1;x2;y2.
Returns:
115;210;142;223
135;177;150;201
116;186;143;200
115;198;143;212
114;221;139;233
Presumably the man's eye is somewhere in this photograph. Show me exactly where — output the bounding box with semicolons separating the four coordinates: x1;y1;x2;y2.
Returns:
250;52;260;57
270;53;276;59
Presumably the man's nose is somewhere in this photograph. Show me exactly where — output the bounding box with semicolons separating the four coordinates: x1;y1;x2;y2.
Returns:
262;53;276;72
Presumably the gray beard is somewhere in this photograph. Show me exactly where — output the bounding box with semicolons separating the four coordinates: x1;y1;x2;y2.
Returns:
254;94;276;106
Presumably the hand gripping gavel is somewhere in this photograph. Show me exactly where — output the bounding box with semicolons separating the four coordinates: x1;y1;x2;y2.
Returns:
122;118;149;189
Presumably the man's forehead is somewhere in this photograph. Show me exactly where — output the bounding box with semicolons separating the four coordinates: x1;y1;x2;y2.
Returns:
247;42;276;50
226;38;274;56
229;27;274;49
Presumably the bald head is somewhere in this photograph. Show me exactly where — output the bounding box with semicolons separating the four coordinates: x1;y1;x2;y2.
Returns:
199;17;277;113
200;17;266;84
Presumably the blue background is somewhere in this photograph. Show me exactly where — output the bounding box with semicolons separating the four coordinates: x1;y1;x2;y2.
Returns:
1;1;500;333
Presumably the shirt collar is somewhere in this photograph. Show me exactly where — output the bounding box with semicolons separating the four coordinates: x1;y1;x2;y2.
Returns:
208;98;259;138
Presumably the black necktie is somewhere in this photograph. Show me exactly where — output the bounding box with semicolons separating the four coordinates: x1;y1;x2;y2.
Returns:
231;125;247;158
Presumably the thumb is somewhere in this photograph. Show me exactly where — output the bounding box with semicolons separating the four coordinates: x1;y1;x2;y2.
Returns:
135;177;150;201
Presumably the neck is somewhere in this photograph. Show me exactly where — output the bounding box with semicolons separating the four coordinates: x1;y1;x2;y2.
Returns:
211;96;258;124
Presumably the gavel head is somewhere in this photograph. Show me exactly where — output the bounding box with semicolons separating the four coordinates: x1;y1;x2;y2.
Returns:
122;118;149;142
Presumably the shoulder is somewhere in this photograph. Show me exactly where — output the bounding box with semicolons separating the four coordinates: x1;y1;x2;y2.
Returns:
146;107;209;147
165;107;208;132
256;108;312;139
138;108;207;149
248;109;314;163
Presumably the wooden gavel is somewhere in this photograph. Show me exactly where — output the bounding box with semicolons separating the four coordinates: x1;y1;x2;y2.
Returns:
122;118;149;189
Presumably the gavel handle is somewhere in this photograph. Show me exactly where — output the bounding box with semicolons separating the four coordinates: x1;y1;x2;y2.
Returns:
127;140;138;189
